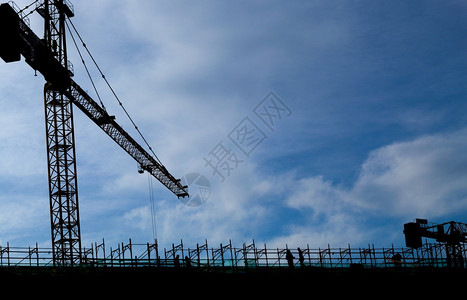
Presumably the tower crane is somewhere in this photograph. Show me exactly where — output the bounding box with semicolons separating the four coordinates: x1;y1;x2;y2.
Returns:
0;0;189;266
404;219;467;268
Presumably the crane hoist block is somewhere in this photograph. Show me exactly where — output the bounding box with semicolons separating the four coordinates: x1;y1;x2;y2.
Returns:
0;3;21;63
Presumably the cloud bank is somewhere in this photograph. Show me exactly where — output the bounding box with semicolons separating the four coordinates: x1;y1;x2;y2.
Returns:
118;128;467;248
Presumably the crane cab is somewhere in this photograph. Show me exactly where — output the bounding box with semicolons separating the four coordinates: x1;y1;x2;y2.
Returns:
404;222;423;248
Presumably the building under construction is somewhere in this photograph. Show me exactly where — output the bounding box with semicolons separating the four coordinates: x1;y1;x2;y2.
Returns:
0;238;465;269
0;237;466;293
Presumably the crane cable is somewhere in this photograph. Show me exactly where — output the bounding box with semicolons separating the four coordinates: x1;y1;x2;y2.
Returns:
65;17;164;166
66;20;107;112
18;0;39;16
67;18;160;241
147;173;158;241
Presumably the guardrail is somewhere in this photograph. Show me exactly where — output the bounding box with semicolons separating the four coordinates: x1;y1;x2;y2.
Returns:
0;239;464;269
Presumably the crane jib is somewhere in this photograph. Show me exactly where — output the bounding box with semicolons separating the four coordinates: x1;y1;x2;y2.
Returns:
66;81;189;198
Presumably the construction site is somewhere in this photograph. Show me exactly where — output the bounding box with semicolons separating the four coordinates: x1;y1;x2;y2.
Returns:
1;220;467;288
0;1;466;291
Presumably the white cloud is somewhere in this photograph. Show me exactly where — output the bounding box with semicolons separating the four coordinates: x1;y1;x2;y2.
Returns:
274;129;467;247
349;129;467;217
287;176;343;213
276;176;370;247
287;129;467;217
0;193;49;246
266;214;369;248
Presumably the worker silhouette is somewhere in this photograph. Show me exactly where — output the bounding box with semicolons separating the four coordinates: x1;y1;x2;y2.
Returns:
174;254;180;267
184;256;192;268
286;249;295;268
392;253;402;268
297;247;305;267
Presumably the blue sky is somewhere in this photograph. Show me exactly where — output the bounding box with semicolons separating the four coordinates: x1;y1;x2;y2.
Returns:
0;0;466;250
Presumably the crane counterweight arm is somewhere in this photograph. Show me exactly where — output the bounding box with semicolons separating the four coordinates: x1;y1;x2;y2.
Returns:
66;81;189;198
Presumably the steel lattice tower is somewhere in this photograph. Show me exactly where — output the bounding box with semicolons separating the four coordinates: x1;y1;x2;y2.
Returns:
42;0;81;266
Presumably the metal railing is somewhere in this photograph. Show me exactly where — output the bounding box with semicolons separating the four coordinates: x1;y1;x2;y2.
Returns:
0;239;464;269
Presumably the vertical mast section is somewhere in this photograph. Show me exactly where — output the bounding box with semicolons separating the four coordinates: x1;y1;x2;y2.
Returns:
42;0;80;266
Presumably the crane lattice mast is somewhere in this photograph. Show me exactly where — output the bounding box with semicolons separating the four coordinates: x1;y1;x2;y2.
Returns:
0;0;188;266
42;0;81;267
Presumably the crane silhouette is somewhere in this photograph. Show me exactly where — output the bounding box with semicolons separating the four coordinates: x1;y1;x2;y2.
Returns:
0;0;189;266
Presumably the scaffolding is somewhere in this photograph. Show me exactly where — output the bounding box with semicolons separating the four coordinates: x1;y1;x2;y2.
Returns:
0;239;464;269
